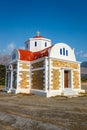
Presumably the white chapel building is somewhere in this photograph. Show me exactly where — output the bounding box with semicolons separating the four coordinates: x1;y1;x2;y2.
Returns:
5;33;84;97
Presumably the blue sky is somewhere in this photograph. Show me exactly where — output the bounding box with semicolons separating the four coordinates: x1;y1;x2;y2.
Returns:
0;0;87;62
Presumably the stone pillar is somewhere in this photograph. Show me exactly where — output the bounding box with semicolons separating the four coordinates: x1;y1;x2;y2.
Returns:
71;69;73;90
48;58;52;91
16;61;19;90
44;57;48;92
10;69;13;89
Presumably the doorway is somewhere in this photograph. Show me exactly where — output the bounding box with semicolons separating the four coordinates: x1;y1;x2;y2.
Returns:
64;70;71;88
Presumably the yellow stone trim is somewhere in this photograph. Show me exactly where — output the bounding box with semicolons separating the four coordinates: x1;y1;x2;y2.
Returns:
73;71;80;88
52;60;79;69
19;63;29;69
19;71;29;88
51;69;61;90
32;61;44;69
19;71;29;76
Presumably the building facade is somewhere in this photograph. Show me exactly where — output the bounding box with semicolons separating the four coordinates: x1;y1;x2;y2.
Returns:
5;34;84;97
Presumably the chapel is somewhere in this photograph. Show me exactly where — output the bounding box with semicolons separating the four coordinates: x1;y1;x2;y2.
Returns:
5;33;84;97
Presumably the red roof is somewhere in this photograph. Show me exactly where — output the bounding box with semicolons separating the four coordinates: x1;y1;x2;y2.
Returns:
33;36;44;38
18;49;34;61
18;46;52;61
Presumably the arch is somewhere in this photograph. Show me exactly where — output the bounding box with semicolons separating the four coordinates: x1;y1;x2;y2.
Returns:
49;43;76;61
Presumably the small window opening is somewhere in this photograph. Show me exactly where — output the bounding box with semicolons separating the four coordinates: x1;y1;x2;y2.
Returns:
60;48;62;55
66;50;68;56
26;44;28;49
63;48;65;55
35;42;37;46
45;42;47;47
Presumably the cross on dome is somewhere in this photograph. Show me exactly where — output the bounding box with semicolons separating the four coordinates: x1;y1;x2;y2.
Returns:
37;31;40;36
33;32;44;38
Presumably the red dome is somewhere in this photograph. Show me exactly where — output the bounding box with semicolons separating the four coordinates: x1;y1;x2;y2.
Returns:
33;36;44;38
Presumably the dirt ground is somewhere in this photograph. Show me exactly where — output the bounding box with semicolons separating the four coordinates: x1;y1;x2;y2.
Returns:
0;85;87;130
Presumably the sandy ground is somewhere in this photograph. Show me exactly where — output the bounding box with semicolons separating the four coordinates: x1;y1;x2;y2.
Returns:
0;85;87;130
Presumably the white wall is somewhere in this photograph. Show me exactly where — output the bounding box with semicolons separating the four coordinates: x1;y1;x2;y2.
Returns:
49;43;76;61
25;38;52;52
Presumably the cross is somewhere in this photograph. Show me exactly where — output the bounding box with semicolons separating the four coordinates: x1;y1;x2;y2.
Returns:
37;31;40;36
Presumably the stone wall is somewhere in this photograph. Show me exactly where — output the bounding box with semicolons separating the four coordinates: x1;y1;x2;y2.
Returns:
52;60;79;69
18;62;30;89
31;59;45;90
19;71;29;88
32;70;44;90
32;61;44;69
73;71;80;89
19;62;29;69
51;59;80;90
51;69;61;90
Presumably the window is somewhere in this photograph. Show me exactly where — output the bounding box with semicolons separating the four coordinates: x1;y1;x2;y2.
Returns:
60;48;62;55
26;44;28;49
12;53;16;60
66;50;68;56
35;41;37;46
60;48;68;56
45;42;47;47
63;48;65;55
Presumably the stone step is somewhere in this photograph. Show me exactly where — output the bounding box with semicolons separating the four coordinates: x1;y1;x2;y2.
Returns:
62;89;77;96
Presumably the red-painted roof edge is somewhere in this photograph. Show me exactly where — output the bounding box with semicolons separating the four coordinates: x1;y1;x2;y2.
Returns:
17;45;53;61
33;36;44;38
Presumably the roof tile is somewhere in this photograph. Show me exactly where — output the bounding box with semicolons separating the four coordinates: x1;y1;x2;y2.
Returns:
18;46;52;61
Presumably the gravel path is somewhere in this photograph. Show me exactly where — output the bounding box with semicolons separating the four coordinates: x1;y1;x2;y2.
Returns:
0;85;87;130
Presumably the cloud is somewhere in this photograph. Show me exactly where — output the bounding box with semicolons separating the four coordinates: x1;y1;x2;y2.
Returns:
0;42;25;55
75;50;83;55
81;53;87;58
0;42;16;55
7;42;16;52
75;49;87;59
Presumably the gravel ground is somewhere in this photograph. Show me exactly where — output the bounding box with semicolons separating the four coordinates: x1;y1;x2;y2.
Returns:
0;85;87;130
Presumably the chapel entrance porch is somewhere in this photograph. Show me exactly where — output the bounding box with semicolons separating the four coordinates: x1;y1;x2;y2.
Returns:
62;70;77;96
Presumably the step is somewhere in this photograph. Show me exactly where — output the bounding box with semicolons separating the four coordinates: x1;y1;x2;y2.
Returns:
62;88;77;96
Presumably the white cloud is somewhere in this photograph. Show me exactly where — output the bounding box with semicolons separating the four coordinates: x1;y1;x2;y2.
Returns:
0;42;25;55
75;50;83;55
75;49;87;59
7;42;16;52
81;53;87;58
0;42;16;55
